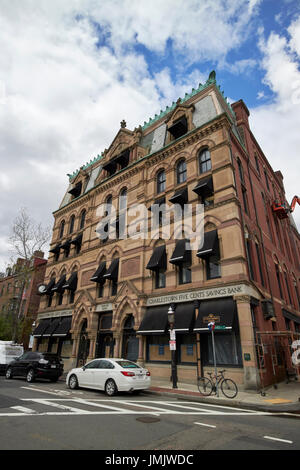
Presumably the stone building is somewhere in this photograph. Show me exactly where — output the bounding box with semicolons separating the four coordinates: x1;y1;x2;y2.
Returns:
0;252;47;347
34;72;300;389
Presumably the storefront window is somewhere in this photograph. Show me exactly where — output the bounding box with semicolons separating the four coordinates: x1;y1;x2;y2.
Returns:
146;335;171;362
202;331;242;366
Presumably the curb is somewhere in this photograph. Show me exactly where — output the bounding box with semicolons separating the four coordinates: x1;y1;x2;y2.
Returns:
143;388;300;414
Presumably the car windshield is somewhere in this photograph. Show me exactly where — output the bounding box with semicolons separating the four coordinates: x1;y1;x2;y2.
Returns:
116;360;141;369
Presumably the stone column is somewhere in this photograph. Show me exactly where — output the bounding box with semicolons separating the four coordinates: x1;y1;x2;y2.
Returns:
136;334;145;366
113;331;121;357
235;295;260;390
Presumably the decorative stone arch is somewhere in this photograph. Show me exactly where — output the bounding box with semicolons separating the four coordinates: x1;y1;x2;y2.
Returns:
113;298;138;333
58;265;68;277
69;260;80;274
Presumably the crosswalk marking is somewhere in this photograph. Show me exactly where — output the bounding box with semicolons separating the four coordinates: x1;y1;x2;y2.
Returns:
0;398;299;418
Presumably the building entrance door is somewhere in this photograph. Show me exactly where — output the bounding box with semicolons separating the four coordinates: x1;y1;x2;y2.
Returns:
122;315;138;362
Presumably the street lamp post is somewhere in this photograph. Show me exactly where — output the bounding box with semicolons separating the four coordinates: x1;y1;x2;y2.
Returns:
168;304;178;389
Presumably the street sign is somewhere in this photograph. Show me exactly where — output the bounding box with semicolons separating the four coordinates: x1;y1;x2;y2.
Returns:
169;340;176;351
215;325;226;330
170;329;176;341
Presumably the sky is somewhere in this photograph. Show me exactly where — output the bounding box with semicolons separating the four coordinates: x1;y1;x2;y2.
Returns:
0;0;300;270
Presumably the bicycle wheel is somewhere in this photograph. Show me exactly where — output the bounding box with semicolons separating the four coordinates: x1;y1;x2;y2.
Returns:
197;377;213;396
221;378;238;398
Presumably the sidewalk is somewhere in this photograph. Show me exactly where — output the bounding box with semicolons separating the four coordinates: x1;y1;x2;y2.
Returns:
145;377;300;413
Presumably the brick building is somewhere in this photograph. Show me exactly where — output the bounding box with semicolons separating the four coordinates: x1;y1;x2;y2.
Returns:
0;252;47;347
34;71;300;389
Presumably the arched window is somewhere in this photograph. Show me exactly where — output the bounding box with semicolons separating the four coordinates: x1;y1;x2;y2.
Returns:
119;188;127;211
59;220;65;239
69;215;75;234
79;210;86;230
157;170;166;194
176;159;187;184
199;148;211;174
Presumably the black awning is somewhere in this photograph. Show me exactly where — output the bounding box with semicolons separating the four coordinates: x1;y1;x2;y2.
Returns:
103;259;119;281
33;319;51;337
51;275;66;293
149;196;166;212
193;176;214;198
172;302;195;332
194;298;236;332
49;244;61;254
52;316;72;337
115;149;130;169
169;187;188;206
169;239;191;265
71;233;83;246
282;309;300;325
62;272;78;291
90;262;106;283
137;306;168;335
68;181;82;198
168;116;188;139
42;319;60;337
197;230;219;258
146;245;167;271
60;239;72;250
38;278;56;296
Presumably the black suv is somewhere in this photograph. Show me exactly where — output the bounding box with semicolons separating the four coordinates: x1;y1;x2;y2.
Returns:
5;351;64;383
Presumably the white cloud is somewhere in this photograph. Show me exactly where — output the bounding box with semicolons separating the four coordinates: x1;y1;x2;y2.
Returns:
250;17;300;229
0;0;263;269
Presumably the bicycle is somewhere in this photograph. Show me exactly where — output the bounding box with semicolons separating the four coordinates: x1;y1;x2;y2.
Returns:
197;369;238;399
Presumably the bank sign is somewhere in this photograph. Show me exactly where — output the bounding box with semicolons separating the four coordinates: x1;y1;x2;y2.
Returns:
146;283;257;307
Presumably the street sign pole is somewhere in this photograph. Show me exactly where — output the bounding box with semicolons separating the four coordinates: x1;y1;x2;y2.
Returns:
208;321;219;397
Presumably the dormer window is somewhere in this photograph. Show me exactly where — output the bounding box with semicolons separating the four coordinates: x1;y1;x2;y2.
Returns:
102;149;130;177
68;181;82;199
168;116;188;140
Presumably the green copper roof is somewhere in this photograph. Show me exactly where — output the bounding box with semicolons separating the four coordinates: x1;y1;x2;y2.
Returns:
141;70;235;131
67;153;104;181
67;71;235;181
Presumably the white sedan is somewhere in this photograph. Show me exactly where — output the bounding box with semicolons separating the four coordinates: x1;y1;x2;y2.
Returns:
66;358;151;396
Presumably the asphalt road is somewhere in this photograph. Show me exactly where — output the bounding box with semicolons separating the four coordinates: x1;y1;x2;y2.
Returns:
0;375;299;452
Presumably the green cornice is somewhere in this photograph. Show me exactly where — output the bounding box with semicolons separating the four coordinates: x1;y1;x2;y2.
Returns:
67;71;235;182
67;153;104;182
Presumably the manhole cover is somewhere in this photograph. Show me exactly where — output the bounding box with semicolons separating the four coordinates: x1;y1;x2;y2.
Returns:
136;417;161;423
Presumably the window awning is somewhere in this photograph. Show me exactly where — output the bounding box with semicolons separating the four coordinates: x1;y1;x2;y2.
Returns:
282;309;300;325
38;279;55;295
60;239;72;251
51;275;66;293
169;239;191;265
146;245;167;271
33;319;51;337
168;116;188;139
194;298;236;332
169;187;188;206
62;272;78;291
71;233;83;246
103;259;119;281
193;176;214;198
68;181;82;198
102;159;118;174
172;302;195;332
49;244;61;254
137;306;168;335
52;316;72;337
90;262;106;283
42;319;60;337
196;230;219;258
149;196;166;212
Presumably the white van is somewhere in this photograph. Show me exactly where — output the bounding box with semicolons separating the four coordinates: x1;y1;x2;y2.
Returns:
0;341;24;374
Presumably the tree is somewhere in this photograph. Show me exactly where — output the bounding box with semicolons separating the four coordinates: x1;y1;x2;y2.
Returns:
5;208;51;343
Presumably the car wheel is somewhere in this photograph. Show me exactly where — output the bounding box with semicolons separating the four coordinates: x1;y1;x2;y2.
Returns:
68;374;79;390
26;368;35;383
105;379;117;396
5;367;13;380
